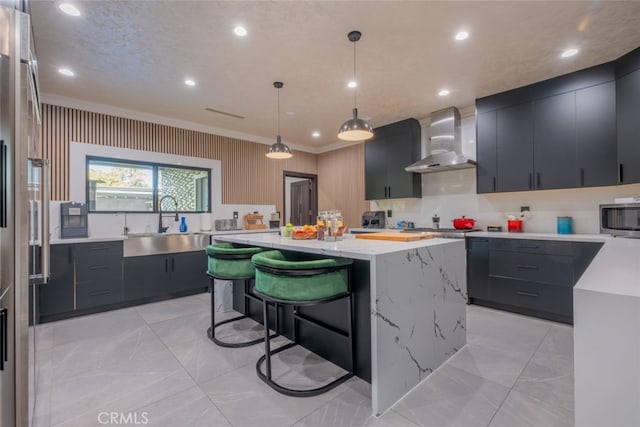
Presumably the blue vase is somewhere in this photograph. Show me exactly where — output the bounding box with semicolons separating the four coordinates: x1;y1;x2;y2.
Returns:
179;216;188;233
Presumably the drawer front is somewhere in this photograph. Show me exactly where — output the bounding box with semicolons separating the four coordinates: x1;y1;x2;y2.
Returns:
74;241;123;260
489;251;574;286
76;259;122;282
76;275;123;309
489;238;573;256
488;277;572;316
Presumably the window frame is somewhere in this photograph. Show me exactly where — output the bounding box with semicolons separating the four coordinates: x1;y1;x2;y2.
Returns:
85;155;212;214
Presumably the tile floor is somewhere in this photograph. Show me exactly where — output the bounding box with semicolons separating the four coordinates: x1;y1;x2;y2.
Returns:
31;293;574;427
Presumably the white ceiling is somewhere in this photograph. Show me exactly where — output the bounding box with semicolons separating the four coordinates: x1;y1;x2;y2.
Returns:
30;1;640;153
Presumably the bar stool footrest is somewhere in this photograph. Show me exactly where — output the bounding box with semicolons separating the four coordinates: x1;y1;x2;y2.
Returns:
207;315;278;348
255;343;354;398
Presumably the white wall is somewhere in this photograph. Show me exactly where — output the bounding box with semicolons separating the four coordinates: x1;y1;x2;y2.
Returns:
49;142;275;238
372;116;640;234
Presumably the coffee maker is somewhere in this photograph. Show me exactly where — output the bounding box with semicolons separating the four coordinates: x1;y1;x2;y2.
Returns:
60;202;88;238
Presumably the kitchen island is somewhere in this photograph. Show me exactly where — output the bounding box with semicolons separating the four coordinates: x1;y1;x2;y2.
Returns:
213;233;467;415
574;237;640;427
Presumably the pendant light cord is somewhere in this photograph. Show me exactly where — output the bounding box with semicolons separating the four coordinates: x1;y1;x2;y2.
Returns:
353;40;357;108
277;86;280;137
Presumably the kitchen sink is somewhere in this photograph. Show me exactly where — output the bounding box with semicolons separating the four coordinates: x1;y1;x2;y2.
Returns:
123;232;210;257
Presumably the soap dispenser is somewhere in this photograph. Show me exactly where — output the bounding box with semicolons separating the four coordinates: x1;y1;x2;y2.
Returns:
179;216;188;233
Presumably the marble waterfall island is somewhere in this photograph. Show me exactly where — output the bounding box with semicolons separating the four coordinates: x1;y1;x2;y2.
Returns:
212;233;467;416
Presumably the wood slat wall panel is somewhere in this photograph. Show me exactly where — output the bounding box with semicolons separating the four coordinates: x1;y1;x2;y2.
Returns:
41;104;317;216
317;144;369;229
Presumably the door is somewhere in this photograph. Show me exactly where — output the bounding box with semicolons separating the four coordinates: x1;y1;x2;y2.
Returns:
38;244;74;317
497;102;534;192
364;136;387;200
385;119;422;199
170;251;208;293
290;180;311;226
533;91;577;190
617;69;640;184
576;81;617;187
476;111;497;193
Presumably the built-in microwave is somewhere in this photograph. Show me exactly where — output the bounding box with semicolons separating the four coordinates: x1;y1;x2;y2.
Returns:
600;203;640;238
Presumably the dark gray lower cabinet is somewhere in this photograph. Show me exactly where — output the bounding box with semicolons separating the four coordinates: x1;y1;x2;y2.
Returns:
39;244;75;316
124;251;207;301
466;237;602;324
75;241;123;309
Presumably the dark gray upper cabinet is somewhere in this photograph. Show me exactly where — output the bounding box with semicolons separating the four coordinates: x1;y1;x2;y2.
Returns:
576;81;617;187
476;111;497;193
364;118;421;200
496;103;533;192
533;91;577;190
476;61;620;193
616;51;640;184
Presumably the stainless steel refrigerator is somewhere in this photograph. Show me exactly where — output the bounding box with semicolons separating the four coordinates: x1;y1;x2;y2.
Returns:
0;6;49;427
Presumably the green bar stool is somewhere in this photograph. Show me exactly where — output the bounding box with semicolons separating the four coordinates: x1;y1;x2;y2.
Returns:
251;250;354;397
206;242;277;348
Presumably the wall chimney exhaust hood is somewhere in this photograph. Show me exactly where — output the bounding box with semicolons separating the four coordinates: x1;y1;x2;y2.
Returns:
405;106;476;173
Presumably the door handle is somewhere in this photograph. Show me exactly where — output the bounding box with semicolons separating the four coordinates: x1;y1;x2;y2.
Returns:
0;140;6;228
165;258;168;273
516;291;539;298
384;186;388;198
388;187;391;198
619;163;624;183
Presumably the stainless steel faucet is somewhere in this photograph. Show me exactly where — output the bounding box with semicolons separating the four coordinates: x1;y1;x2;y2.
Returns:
158;195;179;233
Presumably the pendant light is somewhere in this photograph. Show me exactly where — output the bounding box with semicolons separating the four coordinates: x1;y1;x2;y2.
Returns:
266;81;293;159
338;30;373;142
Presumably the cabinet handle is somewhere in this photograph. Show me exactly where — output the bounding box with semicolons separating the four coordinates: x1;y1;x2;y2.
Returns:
165;259;168;273
89;290;111;296
516;245;539;249
171;258;175;272
528;173;532;189
536;172;541;189
0;308;6;370
516;291;539;298
492;176;496;192
517;264;539;270
388;187;391;198
68;246;73;264
88;247;108;252
88;265;108;271
580;168;585;187
619;163;624;183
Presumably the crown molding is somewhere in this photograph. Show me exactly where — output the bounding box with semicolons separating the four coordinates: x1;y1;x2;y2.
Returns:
40;93;320;154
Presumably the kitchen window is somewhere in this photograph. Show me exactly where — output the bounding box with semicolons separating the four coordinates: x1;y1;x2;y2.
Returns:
86;156;210;213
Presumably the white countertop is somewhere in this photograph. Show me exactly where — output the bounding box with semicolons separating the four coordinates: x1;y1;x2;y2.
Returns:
469;231;611;243
49;228;278;245
575;237;640;298
212;233;461;260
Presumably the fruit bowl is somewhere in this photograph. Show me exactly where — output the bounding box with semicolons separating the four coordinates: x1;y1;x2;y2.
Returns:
291;225;317;240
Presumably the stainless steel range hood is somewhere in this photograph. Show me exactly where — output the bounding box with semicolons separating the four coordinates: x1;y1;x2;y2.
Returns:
405;107;476;173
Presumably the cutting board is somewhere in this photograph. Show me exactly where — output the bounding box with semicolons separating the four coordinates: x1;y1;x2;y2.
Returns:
355;232;428;242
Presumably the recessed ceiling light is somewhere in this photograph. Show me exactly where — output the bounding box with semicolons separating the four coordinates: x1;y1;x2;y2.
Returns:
438;89;450;97
58;68;75;77
347;80;358;89
58;3;81;16
234;26;247;37
311;131;321;138
454;31;469;41
561;48;579;58
184;79;196;86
